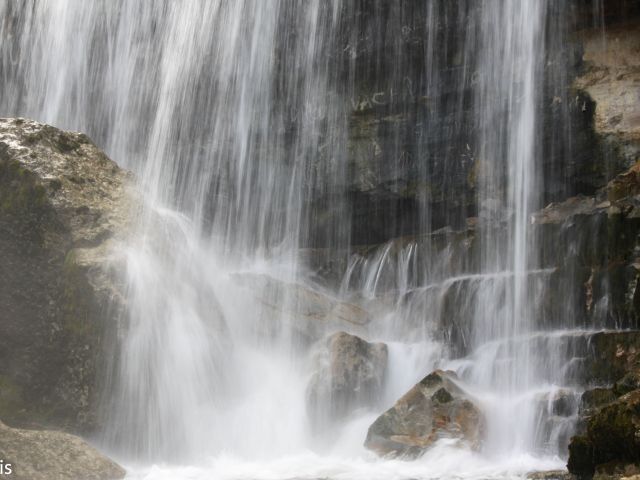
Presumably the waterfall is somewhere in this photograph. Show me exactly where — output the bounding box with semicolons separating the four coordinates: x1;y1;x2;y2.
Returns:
470;0;546;455
0;0;593;477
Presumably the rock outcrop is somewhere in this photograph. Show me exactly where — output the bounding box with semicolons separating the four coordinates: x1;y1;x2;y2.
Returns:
574;23;640;171
364;370;483;458
307;331;387;425
0;118;134;432
0;420;125;480
569;391;640;479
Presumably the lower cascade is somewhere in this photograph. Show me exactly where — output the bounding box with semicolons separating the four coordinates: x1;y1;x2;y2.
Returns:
0;1;639;479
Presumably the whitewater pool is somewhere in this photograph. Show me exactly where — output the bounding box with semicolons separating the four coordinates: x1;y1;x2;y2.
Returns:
123;443;565;480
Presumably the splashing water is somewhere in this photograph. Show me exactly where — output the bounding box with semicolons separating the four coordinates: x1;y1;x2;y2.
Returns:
0;0;595;478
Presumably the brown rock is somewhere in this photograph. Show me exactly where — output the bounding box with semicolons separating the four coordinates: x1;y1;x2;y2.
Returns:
364;370;484;458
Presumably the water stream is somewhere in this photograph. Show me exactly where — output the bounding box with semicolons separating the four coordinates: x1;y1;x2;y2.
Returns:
0;1;594;478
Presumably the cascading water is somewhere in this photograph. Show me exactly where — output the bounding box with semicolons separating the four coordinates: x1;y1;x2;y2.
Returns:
468;0;545;456
0;1;606;478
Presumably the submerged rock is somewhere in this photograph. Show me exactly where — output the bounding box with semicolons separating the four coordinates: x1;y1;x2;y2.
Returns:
0;420;125;480
307;332;388;424
0;118;135;432
364;370;483;458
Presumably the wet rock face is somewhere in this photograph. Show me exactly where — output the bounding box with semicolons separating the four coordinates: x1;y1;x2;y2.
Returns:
0;420;125;480
299;1;614;248
0;118;134;432
535;161;640;331
364;370;484;458
307;332;388;425
299;1;480;246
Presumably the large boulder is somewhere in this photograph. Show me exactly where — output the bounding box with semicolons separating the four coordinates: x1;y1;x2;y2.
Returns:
364;370;484;458
0;118;134;432
0;420;125;480
307;331;388;425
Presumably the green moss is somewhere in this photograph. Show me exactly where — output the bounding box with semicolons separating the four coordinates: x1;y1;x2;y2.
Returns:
0;375;24;420
0;160;48;212
0;159;53;247
0;374;58;427
49;179;62;192
22;125;85;154
431;387;454;404
421;371;444;388
55;133;81;153
60;254;96;338
22;130;46;145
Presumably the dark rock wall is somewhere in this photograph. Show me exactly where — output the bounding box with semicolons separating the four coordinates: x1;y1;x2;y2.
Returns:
304;1;625;247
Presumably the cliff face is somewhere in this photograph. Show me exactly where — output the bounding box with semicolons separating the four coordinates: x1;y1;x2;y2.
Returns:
298;1;624;247
0;118;134;433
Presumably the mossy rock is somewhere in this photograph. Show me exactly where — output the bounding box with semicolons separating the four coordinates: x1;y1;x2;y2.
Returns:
569;391;640;478
588;391;640;464
581;388;617;413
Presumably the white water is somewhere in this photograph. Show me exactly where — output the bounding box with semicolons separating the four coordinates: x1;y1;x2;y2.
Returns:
0;1;587;478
